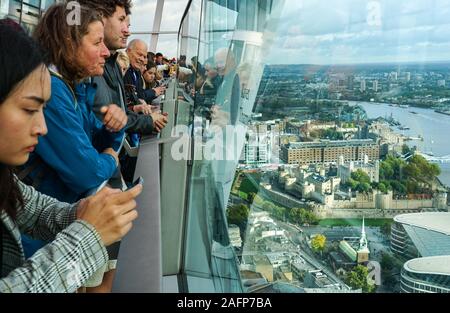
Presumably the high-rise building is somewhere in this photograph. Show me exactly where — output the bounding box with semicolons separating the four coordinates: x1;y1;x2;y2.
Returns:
360;79;366;92
242;123;272;165
347;75;355;91
405;72;411;82
373;80;379;92
390;71;398;81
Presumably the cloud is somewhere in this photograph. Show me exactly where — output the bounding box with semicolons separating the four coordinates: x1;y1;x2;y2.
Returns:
266;0;450;64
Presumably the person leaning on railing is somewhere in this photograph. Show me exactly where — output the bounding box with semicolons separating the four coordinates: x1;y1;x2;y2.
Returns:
0;21;142;293
18;4;129;291
77;0;168;136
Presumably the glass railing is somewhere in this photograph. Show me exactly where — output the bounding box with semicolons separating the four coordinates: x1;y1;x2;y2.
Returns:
172;0;286;292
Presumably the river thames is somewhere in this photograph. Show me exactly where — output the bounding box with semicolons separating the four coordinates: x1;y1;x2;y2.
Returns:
354;101;450;187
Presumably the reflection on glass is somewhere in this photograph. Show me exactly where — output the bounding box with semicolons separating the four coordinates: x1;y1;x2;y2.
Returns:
176;0;450;294
178;0;286;292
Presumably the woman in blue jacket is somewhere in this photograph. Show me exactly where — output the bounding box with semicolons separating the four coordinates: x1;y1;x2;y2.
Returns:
21;5;128;268
23;4;127;204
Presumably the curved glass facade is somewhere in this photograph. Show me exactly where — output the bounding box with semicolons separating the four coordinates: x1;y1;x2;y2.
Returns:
401;267;450;293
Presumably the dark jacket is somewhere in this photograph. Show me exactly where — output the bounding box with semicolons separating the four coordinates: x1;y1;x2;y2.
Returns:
92;53;155;135
123;66;157;104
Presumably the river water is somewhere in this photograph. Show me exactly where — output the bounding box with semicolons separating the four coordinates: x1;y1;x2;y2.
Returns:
353;101;450;187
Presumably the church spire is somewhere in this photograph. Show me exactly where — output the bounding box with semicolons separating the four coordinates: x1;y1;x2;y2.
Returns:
359;217;369;252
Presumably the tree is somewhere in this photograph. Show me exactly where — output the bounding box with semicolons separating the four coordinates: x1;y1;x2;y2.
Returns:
378;182;388;193
272;206;286;221
311;234;327;254
288;208;319;226
262;201;275;213
239;175;260;194
381;253;396;271
347;178;358;190
402;144;412;156
348;170;372;193
289;208;302;224
351;170;371;185
247;192;256;203
226;204;250;228
346;265;377;293
380;161;394;180
381;223;391;236
357;182;371;193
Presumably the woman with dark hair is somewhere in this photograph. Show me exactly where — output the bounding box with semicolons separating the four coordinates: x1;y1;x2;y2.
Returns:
0;21;141;293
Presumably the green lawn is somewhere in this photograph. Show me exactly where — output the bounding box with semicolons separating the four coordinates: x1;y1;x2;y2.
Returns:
238;191;248;200
319;218;393;227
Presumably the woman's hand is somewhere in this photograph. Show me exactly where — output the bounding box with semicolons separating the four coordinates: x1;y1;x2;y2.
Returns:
76;185;143;246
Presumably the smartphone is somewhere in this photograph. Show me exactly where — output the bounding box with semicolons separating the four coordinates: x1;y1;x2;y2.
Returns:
128;176;144;189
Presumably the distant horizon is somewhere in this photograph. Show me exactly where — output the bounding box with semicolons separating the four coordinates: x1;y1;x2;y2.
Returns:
266;59;450;67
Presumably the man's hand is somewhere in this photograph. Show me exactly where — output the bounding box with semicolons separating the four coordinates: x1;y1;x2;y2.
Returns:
133;104;153;115
101;105;128;132
150;112;169;133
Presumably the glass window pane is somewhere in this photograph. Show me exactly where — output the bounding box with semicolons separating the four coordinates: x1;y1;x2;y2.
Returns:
130;0;156;32
160;0;189;32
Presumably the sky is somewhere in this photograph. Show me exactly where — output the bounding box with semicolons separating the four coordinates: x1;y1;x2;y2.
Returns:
130;0;450;65
268;0;450;64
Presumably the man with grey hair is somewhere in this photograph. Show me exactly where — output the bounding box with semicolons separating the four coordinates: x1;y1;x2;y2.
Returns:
124;39;164;107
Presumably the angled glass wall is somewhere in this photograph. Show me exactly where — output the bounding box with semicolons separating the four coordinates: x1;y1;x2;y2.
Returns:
173;0;285;292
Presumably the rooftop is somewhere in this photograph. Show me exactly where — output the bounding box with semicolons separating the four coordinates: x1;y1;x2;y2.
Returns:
404;256;450;276
394;212;450;236
286;139;377;149
248;282;305;293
